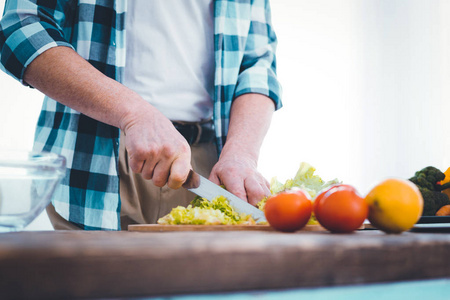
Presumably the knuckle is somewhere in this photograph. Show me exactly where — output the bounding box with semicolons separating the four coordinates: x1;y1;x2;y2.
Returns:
179;141;190;153
132;146;147;159
161;144;175;159
134;143;161;160
146;143;161;158
129;160;142;173
130;163;140;173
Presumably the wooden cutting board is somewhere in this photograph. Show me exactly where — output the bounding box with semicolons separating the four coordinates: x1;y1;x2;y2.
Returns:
128;224;328;232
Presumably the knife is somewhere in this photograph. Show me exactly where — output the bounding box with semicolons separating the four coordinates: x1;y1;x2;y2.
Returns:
182;170;267;223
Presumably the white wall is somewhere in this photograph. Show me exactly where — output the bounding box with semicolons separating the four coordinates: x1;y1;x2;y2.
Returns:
0;0;449;230
260;0;363;187
259;0;450;194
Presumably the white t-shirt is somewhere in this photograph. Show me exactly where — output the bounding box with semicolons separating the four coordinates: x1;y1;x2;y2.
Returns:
123;0;215;122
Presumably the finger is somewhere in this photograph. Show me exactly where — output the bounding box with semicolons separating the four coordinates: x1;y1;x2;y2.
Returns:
140;160;156;180
244;177;268;206
128;143;160;177
261;182;271;197
263;178;270;190
152;159;172;187
140;151;161;180
221;176;247;202
258;176;271;196
153;136;190;187
128;156;145;174
167;157;191;189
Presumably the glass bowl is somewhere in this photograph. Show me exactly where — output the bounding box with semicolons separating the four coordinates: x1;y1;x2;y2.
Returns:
0;151;66;231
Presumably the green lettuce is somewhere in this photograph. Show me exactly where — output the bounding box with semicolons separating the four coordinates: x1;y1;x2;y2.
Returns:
257;162;340;215
270;162;340;199
157;196;256;225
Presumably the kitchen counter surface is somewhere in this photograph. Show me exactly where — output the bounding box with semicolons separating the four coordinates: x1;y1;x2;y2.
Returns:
0;229;449;299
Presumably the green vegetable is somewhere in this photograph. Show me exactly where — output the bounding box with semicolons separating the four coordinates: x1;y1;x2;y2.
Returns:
191;195;243;222
157;196;256;225
409;166;450;216
409;166;445;191
268;162;340;199
417;187;450;216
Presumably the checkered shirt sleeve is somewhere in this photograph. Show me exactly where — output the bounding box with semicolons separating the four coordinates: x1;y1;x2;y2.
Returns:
0;0;76;83
213;0;282;149
0;0;125;230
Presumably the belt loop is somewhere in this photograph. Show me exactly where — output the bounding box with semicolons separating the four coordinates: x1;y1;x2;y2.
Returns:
192;123;203;146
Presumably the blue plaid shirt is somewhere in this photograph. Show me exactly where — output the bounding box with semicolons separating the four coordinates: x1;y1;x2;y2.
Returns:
0;0;282;230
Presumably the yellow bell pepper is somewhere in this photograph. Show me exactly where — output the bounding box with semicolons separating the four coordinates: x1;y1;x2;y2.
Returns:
439;167;450;199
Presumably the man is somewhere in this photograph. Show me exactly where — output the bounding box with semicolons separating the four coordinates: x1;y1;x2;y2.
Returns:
0;0;282;230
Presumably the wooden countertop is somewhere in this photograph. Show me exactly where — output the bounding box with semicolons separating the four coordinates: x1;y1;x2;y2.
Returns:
0;229;449;299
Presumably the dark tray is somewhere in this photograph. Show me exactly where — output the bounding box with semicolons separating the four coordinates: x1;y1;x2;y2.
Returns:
417;216;450;224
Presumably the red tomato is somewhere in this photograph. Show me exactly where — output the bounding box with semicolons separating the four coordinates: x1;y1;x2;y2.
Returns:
313;186;335;217
314;184;368;233
264;189;312;232
314;184;356;223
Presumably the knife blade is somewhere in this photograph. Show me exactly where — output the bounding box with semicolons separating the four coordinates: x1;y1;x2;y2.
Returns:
182;170;267;223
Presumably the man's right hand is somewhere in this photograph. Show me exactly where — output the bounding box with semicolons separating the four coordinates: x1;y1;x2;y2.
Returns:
120;104;192;189
23;46;191;189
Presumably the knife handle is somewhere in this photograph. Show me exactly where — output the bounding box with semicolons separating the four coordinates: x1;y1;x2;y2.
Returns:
182;169;201;189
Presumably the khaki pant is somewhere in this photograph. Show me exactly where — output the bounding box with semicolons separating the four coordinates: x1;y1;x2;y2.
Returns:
47;132;218;230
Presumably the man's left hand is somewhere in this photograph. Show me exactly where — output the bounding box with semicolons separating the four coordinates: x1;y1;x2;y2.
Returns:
208;93;275;206
209;154;270;206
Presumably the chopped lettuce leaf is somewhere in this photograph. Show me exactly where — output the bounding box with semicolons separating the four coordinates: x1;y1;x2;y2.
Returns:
191;195;242;222
256;196;268;211
157;205;234;225
269;162;340;199
258;162;341;211
307;214;320;225
157;196;257;225
269;177;286;195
